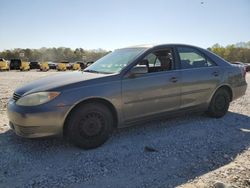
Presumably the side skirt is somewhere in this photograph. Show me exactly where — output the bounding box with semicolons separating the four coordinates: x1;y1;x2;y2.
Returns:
120;104;208;128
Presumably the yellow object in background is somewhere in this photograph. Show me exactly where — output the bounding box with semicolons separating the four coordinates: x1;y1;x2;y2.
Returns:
72;63;81;70
20;62;30;71
57;63;67;71
40;62;49;71
0;59;10;71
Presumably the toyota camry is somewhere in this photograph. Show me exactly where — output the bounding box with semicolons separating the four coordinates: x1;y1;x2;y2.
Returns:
7;44;247;149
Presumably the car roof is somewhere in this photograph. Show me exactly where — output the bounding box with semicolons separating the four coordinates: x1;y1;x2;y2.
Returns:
121;43;204;50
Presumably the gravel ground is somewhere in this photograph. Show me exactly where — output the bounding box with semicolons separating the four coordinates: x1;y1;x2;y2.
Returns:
0;71;249;188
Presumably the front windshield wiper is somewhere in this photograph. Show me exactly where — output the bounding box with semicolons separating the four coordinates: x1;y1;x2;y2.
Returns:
83;69;101;73
83;69;113;74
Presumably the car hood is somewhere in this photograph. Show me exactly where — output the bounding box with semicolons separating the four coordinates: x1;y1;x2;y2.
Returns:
15;71;112;96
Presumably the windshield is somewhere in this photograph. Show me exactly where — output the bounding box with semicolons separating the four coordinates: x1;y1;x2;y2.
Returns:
84;48;146;74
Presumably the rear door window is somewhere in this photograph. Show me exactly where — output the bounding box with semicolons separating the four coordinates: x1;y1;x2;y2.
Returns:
177;47;216;69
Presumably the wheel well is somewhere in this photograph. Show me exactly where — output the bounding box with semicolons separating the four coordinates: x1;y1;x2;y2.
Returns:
217;85;233;101
63;98;118;135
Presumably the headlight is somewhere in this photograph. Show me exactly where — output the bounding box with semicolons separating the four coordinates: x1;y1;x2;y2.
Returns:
16;92;60;106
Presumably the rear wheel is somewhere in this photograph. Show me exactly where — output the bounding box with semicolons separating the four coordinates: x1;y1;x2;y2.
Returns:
65;103;114;149
207;89;230;118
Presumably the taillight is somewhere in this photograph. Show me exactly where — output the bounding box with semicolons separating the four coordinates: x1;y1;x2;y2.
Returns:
242;66;246;79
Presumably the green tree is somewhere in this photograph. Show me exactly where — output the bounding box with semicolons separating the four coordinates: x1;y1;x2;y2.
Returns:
209;41;250;63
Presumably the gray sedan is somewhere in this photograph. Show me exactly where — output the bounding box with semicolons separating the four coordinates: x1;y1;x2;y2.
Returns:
7;44;247;149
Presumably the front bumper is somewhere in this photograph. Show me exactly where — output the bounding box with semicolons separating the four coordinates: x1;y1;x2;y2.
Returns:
0;67;9;70
9;122;62;138
7;99;71;138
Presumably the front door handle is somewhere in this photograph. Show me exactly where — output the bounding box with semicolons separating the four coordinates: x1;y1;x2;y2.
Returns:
170;77;178;83
212;71;219;77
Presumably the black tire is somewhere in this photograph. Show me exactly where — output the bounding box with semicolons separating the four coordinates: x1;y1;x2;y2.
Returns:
207;89;230;118
65;103;114;149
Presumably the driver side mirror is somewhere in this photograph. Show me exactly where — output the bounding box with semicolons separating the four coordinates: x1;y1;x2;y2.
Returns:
129;65;148;78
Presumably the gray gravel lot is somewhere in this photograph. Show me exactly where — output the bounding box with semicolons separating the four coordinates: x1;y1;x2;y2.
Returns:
0;71;249;188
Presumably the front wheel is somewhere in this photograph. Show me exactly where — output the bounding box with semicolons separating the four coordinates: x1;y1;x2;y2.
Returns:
207;89;230;118
65;103;114;149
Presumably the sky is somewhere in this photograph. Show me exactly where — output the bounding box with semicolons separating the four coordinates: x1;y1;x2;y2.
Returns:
0;0;249;51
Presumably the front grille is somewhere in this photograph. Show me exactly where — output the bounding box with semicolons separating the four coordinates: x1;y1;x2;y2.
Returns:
13;93;21;101
10;123;38;136
15;125;38;135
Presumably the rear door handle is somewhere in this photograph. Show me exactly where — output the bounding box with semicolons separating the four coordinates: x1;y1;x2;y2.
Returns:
170;77;178;83
212;71;219;77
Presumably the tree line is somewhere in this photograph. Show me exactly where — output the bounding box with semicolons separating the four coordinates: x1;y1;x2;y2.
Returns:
0;47;109;63
0;41;250;63
208;41;250;63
